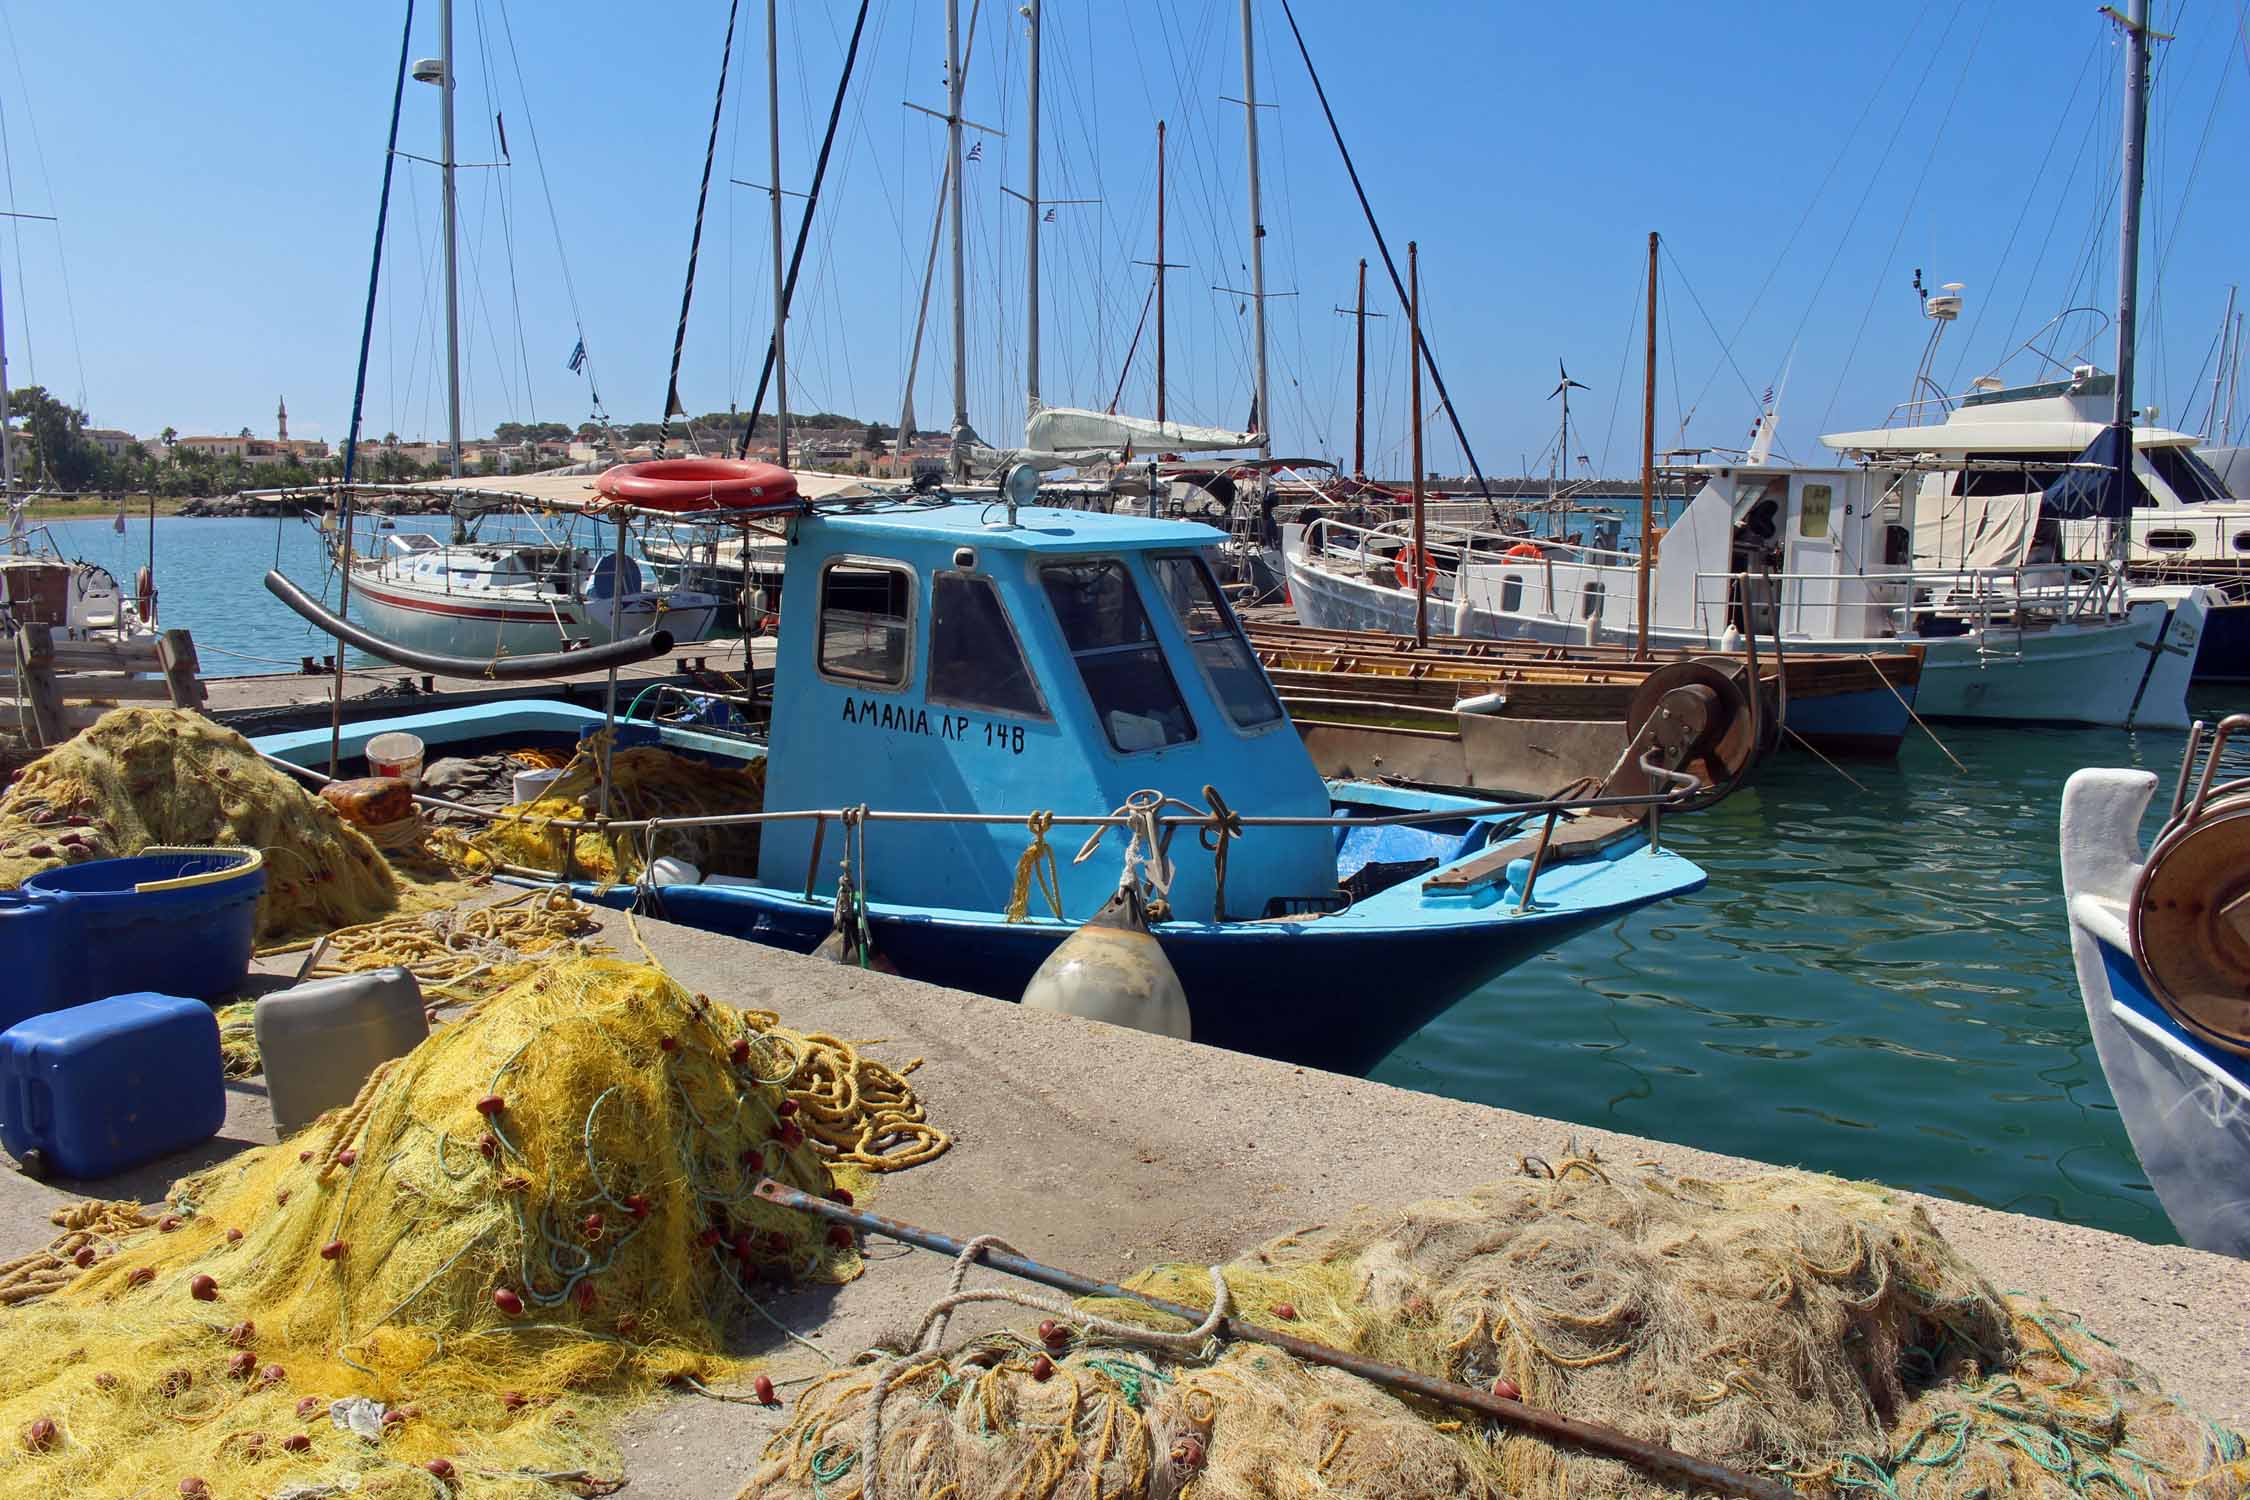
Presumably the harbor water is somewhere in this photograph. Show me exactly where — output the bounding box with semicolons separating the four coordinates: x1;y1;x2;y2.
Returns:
36;512;2241;1244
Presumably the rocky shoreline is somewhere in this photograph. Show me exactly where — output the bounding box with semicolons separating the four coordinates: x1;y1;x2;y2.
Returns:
176;492;453;518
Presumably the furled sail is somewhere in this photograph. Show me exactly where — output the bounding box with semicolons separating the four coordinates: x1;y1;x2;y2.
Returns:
1026;404;1261;456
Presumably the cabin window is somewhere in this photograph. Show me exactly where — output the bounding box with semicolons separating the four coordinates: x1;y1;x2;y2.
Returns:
1955;453;2069;497
1040;559;1196;752
2145;444;2230;504
1580;580;1606;621
2144;530;2196;552
1884;525;1912;566
2234;531;2250;553
928;572;1047;718
817;557;913;688
1798;483;1832;539
1499;574;1524;612
1153;554;1283;729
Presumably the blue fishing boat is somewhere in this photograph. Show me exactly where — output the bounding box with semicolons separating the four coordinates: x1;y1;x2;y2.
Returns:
260;478;1716;1075
2060;717;2250;1259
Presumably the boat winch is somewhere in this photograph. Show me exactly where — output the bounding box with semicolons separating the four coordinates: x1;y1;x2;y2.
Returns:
1599;657;1761;811
2130;713;2250;1057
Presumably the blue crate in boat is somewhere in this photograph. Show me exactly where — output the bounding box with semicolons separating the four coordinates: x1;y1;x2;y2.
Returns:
0;991;226;1180
0;849;262;1034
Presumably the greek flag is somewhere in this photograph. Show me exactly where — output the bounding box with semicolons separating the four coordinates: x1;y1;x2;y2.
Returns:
1761;384;1774;409
1043;207;1056;222
566;339;587;374
966;140;982;163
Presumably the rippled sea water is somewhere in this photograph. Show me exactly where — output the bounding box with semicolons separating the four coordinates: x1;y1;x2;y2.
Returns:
35;514;2245;1242
1374;708;2246;1245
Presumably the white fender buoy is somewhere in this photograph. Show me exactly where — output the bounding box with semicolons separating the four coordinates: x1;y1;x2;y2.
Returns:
649;856;702;886
1021;886;1192;1040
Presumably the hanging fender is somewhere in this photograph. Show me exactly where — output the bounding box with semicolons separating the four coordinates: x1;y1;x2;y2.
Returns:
134;566;157;627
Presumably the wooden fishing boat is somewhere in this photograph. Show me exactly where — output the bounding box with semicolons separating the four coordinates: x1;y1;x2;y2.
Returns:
258;475;1729;1076
1243;621;1921;776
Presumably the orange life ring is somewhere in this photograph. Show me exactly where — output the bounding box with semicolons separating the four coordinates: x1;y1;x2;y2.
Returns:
1393;545;1440;591
1503;541;1544;560
594;458;801;513
134;565;157;627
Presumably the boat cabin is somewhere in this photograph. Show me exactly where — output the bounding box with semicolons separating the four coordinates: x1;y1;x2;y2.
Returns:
1446;464;1908;642
756;501;1338;921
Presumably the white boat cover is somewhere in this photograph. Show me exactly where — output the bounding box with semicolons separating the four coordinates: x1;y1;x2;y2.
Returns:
1914;491;2038;569
1026;404;1260;456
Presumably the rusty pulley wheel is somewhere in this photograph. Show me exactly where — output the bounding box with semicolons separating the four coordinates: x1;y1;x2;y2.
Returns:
2130;797;2250;1057
1607;658;1760;811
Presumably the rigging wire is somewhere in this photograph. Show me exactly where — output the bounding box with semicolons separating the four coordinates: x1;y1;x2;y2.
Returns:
1945;32;2101;388
493;0;606;424
0;1;86;415
2140;2;2239;388
659;0;743;450
1818;0;1998;436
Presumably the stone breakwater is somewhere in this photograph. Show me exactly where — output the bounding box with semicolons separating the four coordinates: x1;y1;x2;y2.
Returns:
177;492;452;518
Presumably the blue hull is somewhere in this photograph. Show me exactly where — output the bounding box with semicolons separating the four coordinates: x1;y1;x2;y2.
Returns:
1780;682;1911;756
2190;598;2250;683
595;876;1662;1076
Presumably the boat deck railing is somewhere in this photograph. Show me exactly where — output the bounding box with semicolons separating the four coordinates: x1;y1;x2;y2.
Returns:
262;745;1705;910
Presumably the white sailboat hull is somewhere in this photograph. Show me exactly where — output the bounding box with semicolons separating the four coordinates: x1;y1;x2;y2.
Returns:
1280;540;2202;728
347;574;717;661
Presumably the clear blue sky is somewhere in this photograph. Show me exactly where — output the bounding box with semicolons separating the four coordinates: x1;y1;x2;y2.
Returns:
3;0;2244;475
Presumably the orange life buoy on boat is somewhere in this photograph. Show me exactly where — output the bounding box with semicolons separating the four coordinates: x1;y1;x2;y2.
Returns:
1393;545;1440;591
133;565;156;627
594;458;801;514
1503;541;1544;561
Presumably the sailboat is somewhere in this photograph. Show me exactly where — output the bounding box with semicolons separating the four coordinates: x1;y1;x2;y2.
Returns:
307;5;720;663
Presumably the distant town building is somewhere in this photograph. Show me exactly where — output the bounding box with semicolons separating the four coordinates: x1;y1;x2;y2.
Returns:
84;428;140;460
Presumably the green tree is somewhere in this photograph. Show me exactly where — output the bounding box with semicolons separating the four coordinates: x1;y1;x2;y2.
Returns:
8;385;102;490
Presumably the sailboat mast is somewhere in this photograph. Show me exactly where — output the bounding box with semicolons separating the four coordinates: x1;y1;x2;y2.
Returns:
1239;0;1270;462
1155;120;1167;425
2108;0;2153;566
1352;258;1366;478
439;0;462;478
1638;232;1657;660
0;260;13;506
766;0;789;466
2208;285;2237;441
1409;242;1426;646
1024;0;1040;422
947;0;969;480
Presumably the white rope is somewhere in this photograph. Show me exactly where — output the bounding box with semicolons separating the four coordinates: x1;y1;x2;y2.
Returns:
860;1233;1230;1500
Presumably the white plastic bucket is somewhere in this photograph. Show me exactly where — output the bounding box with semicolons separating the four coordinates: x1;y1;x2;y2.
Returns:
365;732;426;783
512;766;564;804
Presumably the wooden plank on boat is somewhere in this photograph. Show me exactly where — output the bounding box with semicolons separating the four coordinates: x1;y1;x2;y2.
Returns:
15;623;66;745
157;629;208;708
46;673;179;702
1424;813;1643;892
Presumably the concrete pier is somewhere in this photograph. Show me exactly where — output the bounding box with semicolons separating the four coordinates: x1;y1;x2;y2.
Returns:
0;904;2241;1497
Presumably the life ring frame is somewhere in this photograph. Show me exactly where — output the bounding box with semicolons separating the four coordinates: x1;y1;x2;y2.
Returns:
594;458;801;514
1392;544;1440;592
1503;541;1545;561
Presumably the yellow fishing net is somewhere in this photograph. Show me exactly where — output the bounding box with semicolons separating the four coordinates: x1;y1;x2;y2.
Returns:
0;707;399;942
745;1160;2250;1500
455;737;768;884
0;958;878;1498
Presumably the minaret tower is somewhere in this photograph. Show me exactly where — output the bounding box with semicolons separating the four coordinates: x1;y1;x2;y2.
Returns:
277;396;288;444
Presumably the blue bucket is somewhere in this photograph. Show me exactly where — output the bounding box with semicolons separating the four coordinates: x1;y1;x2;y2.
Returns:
0;849;265;1032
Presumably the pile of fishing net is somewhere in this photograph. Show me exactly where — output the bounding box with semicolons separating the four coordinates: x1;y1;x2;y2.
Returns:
0;957;894;1498
0;706;399;942
746;1160;2250;1500
455;733;767;884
